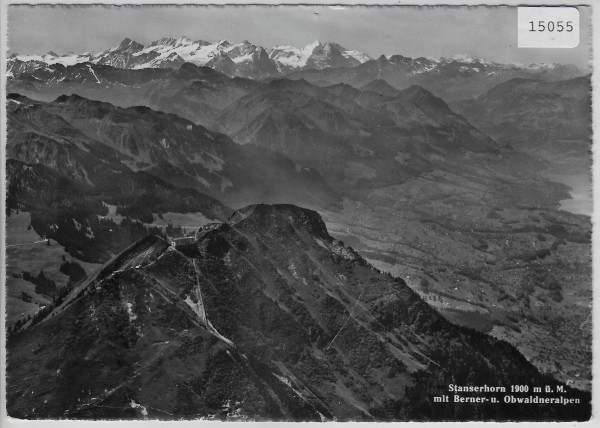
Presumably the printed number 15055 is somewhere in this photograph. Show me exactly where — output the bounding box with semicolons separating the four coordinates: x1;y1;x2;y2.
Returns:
528;20;573;32
518;7;579;48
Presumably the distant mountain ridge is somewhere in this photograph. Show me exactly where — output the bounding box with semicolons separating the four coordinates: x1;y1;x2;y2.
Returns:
8;37;371;79
6;92;338;212
8;36;581;84
6;61;564;207
452;75;592;150
283;54;583;101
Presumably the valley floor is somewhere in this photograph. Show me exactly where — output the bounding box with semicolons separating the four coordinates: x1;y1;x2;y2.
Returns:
322;193;592;391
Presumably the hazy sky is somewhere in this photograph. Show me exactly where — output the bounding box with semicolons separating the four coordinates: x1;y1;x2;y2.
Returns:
7;4;592;69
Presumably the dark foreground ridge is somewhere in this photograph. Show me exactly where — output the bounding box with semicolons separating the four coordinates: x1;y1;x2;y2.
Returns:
6;204;591;421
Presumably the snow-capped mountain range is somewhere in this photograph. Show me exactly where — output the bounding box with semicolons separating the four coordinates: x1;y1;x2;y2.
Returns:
8;37;372;79
7;36;579;81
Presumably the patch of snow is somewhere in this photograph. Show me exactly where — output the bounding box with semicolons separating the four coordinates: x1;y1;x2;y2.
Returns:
450;54;495;66
288;261;300;279
231;53;254;64
342;49;371;63
269;41;320;68
130;399;148;417
524;62;561;70
14;53;91;66
132;39;231;67
125;302;137;322
87;64;101;83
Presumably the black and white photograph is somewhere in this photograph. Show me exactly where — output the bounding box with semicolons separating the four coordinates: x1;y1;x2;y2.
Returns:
1;0;596;423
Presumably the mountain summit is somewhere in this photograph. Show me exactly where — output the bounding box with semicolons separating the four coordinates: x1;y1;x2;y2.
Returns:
6;204;591;420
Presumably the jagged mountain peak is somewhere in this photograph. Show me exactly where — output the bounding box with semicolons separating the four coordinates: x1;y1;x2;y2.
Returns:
117;37;133;46
304;40;321;49
114;37;143;51
305;40;348;50
150;37;175;46
150;36;192;47
387;54;414;64
216;39;232;48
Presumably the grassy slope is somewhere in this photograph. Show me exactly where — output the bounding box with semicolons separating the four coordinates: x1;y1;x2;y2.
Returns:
6;211;100;326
